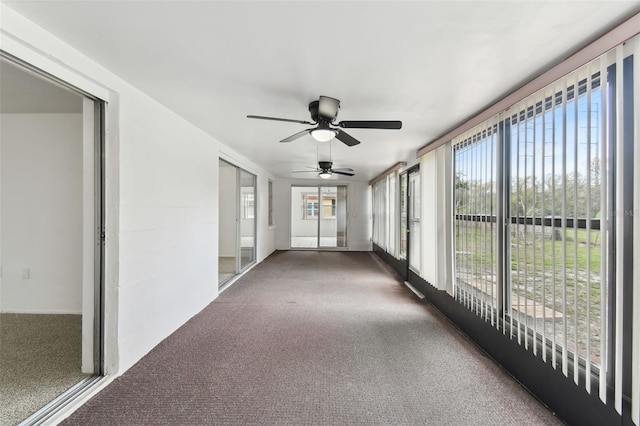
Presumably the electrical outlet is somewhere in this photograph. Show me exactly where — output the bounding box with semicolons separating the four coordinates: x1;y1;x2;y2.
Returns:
22;268;30;279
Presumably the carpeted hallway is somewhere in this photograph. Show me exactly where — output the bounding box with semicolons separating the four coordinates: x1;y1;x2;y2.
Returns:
63;251;561;425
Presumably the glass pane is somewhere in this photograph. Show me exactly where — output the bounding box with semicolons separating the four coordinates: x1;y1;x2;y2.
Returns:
291;187;318;248
319;187;337;247
409;172;421;272
453;128;498;317
507;75;607;364
218;160;238;285
239;169;256;270
336;186;348;247
399;173;407;258
388;175;396;255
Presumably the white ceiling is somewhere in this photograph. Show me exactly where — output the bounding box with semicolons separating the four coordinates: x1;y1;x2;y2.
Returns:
4;1;639;181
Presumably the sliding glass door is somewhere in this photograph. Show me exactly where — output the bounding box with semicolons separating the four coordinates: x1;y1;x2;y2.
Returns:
290;185;347;249
218;160;256;288
239;169;256;270
0;54;105;424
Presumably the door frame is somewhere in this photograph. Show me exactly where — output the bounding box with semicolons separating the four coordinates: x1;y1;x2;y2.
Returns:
0;50;107;424
290;184;348;250
404;165;420;278
218;159;257;288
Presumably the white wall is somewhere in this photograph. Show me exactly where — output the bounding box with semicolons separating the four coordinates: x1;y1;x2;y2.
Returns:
1;4;276;374
0;113;83;313
275;179;372;251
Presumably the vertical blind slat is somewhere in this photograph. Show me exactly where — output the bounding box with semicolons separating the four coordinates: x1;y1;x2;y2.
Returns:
541;89;548;363
502;117;509;335
573;70;580;386
562;77;569;377
552;81;559;370
473;140;479;315
599;54;609;405
614;45;624;415
484;130;489;322
532;100;538;357
524;99;530;351
631;35;640;426
585;62;593;395
515;111;521;343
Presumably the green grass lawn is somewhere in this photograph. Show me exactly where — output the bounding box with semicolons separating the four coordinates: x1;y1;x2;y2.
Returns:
454;220;605;360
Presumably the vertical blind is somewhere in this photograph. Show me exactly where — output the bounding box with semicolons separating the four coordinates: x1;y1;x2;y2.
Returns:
371;169;400;257
452;37;639;421
453;120;498;323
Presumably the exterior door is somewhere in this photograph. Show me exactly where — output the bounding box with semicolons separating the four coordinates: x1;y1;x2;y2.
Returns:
291;185;347;249
406;166;421;275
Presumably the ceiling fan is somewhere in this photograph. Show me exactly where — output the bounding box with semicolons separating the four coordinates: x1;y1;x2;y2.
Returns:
292;161;355;179
247;95;402;146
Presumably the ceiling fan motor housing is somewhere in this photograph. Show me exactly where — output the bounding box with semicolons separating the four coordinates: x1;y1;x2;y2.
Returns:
318;161;333;171
308;99;339;123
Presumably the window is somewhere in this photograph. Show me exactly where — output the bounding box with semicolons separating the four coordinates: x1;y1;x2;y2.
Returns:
268;180;274;226
371;167;403;257
303;193;318;218
371;176;388;248
450;48;636;403
322;197;336;218
454;125;498;321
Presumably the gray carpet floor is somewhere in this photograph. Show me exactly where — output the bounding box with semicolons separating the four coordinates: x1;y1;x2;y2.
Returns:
0;314;88;426
63;251;562;425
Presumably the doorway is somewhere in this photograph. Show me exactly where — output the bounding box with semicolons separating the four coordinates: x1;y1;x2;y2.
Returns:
290;185;347;249
0;54;104;424
218;160;256;288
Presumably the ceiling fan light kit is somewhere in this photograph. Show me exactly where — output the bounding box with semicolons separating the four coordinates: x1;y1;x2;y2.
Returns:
310;127;337;142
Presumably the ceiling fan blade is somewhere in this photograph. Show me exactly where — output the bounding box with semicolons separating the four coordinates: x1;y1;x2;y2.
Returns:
335;130;361;146
332;170;355;176
291;170;319;173
247;115;315;125
337;120;402;129
318;96;340;119
332;167;354;173
280;129;312;143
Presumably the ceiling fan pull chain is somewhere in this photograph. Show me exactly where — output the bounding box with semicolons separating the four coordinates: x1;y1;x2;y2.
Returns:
329;139;332;162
